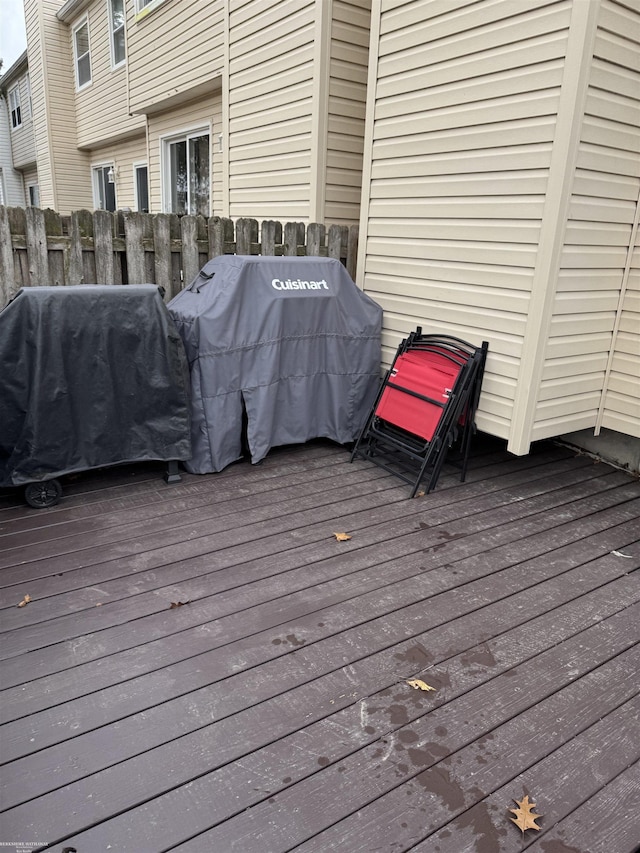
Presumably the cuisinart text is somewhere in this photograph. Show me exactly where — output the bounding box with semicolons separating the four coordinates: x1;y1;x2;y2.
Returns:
272;278;329;291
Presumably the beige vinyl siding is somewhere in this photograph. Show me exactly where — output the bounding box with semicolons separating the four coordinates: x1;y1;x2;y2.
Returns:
89;134;147;210
25;0;92;213
127;0;225;116
533;0;640;442
227;0;315;220
360;0;573;440
324;0;371;225
147;92;222;214
74;1;145;148
8;73;37;168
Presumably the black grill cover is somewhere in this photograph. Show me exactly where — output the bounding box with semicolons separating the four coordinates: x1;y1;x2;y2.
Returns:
0;285;192;486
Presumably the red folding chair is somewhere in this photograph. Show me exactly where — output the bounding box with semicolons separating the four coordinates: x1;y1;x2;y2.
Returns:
351;329;488;497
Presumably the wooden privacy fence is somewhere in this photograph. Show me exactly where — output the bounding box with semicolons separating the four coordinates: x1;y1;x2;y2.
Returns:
0;206;359;308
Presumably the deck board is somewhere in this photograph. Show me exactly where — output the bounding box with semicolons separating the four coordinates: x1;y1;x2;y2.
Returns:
0;438;638;853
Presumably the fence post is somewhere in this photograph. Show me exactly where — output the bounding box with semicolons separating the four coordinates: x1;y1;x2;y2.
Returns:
346;224;359;281
67;210;92;284
327;224;348;262
153;213;172;298
284;222;305;256
236;218;258;255
261;220;282;256
306;222;325;256
180;214;201;288
209;216;234;257
93;210;115;284
0;206;15;306
25;206;49;286
124;212;151;284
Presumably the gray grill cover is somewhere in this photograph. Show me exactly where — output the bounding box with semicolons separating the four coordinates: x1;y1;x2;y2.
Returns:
0;285;192;487
167;255;382;474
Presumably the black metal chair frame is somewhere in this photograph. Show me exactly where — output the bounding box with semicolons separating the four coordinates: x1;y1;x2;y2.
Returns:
350;328;488;497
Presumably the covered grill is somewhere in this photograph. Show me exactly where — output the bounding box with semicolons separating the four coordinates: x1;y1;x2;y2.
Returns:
167;255;382;474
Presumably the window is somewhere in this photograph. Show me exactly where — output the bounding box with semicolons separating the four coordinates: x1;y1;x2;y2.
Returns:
134;164;149;212
8;86;21;129
136;0;164;11
73;18;92;89
93;165;116;211
109;0;126;66
28;185;40;207
163;130;210;216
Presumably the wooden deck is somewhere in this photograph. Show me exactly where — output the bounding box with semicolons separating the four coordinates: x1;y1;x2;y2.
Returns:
0;437;638;853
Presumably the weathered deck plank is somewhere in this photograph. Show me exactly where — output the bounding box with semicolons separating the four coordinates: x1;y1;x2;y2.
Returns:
0;438;638;853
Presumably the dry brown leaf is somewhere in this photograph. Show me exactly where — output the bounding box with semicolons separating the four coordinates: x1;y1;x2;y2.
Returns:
407;678;435;692
414;490;426;498
509;795;542;833
17;594;31;608
169;600;190;609
333;532;352;541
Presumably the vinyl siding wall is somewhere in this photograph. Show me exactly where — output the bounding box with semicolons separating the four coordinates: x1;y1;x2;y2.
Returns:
25;0;92;213
360;0;639;451
73;0;145;148
325;0;371;224
227;0;316;220
360;0;573;441
536;0;640;441
127;0;225;116
0;96;26;206
90;134;147;210
595;0;640;438
147;92;222;214
7;73;37;168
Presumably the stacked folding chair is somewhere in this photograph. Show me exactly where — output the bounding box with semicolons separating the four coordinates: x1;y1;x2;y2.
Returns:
350;328;488;497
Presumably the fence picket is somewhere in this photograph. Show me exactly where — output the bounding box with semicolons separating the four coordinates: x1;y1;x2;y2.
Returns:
1;208;359;308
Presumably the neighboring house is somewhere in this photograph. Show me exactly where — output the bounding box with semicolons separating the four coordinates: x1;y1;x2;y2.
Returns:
357;0;640;457
0;51;38;207
23;0;371;223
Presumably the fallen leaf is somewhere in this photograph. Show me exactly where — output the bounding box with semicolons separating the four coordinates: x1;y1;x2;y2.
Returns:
414;490;426;498
611;550;632;558
407;678;435;692
170;600;190;609
509;795;542;833
95;602;103;607
333;532;352;541
17;594;31;608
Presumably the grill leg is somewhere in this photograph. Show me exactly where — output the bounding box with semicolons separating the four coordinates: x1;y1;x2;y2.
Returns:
164;460;182;484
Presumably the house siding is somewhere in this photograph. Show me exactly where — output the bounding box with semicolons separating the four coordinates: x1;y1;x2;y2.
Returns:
89;134;147;210
325;0;371;225
0;96;26;206
360;0;573;440
7;73;37;168
73;0;145;148
534;0;640;441
25;0;92;213
227;0;316;220
147;92;222;215
127;0;225;116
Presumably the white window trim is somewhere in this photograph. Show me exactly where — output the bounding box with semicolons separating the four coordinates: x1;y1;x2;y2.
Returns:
109;0;126;69
91;162;116;210
135;0;168;21
73;16;92;91
133;161;149;212
25;73;32;119
8;86;22;129
160;124;211;216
